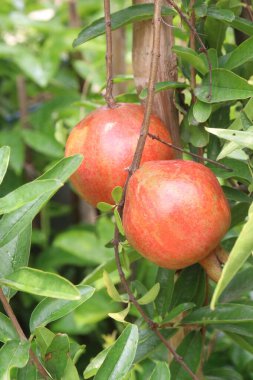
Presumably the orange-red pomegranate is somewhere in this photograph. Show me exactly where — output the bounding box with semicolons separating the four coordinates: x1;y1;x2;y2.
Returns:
123;160;231;269
65;103;173;206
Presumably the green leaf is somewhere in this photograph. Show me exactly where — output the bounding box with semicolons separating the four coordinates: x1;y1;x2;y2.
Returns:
30;285;95;332
111;186;123;204
39;155;83;182
155;269;175;318
137;283;160;305
190;126;209;147
172;46;208;75
0;340;30;380
81;250;140;286
149;362;170;380
0;313;19;343
170;332;202;380
34;327;55;358
17;362;39;380
97;202;114;212
0;225;31;299
139;81;188;99
163;303;196;324
171;265;205;309
0;179;62;215
183;303;253;324
73;4;175;46
218;98;253;160
206;127;253;150
103;271;123;302
0;156;82;248
207;158;251;183
211;203;253;309
62;358;79;380
84;347;111;379
231;16;253;37
22;129;63;158
206;7;235;22
222;186;251;203
0;146;10;185
225;36;253;70
0;267;81;300
195;69;253;103
109;303;131;323
45;334;69;379
0;188;62;249
220;267;253;303
193;100;212;123
94;324;139;380
114;208;125;235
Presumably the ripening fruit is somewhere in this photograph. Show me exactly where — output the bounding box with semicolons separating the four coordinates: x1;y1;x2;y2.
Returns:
123;160;231;270
65;103;174;207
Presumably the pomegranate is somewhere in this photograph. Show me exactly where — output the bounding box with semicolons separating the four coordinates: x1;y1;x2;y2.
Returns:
65;103;173;207
123;160;231;270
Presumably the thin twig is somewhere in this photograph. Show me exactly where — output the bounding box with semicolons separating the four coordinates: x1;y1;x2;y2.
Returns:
148;133;232;172
167;0;212;100
107;1;200;379
0;288;49;378
104;0;116;108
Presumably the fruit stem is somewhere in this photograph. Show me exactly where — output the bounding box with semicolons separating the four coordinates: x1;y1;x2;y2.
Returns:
104;0;116;108
199;245;229;283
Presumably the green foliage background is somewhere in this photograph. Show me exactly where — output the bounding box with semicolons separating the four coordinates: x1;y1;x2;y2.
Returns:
0;0;253;379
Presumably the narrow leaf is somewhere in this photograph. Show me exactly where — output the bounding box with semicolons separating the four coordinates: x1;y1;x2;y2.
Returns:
211;203;253;309
39;155;83;182
172;46;208;75
207;7;235;22
0;179;62;215
206;127;253;150
73;4;175;46
225;36;253;70
94;324;138;380
155;268;175;318
140;81;188;99
170;332;202;380
0;156;82;248
0;267;80;300
195;69;253;103
137;283;160;305
114;208;125;235
109;303;131;323
0;225;31;299
22;129;63;158
162;303;195;324
0;146;10;185
231;16;253;37
103;271;123;302
30;285;95;332
83;347;110;379
45;334;69;379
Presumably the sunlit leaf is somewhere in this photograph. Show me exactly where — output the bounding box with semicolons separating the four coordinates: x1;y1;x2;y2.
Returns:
0;267;80;300
137;283;160;305
0;146;10;185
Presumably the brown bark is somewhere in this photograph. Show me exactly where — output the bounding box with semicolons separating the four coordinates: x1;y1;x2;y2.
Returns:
132;0;181;157
112;28;127;95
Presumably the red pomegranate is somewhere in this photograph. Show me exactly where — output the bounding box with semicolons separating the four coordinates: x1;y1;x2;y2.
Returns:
123;160;231;270
65;103;173;207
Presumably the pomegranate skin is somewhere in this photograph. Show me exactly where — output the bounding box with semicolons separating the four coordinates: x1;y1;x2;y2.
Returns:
65;103;173;206
123;160;231;269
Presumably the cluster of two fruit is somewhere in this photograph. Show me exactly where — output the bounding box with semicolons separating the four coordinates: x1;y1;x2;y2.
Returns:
65;103;231;278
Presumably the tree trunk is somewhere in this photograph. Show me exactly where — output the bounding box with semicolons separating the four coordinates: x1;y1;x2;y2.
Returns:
132;0;181;157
